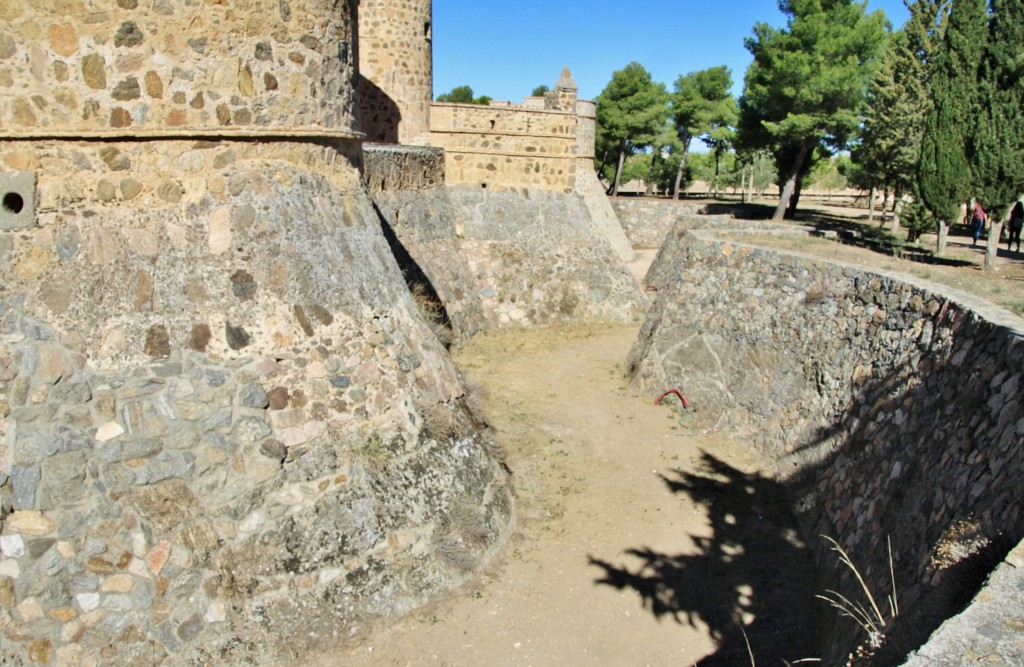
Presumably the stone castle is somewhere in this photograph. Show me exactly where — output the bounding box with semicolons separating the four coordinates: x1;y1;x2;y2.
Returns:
0;0;642;664
3;0;1024;665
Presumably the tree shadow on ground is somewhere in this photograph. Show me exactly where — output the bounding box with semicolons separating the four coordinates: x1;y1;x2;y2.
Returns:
588;451;822;666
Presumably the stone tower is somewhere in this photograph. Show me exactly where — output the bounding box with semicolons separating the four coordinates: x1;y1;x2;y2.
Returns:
357;0;434;145
0;0;361;137
0;2;512;664
545;66;579;112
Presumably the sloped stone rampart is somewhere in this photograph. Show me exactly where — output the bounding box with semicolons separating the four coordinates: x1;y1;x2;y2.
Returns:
363;146;647;335
628;225;1024;664
609;197;751;249
0;138;514;665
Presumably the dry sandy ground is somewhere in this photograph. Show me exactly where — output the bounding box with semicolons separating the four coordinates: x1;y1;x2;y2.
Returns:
302;317;821;667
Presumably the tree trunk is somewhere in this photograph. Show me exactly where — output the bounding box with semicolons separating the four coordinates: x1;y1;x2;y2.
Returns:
786;176;803;219
880;185;890;225
937;219;948;255
611;140;626;197
712;151;721;198
891;198;904;234
985;221;1003;270
748;164;755;201
740;164;748;204
773;144;810;222
868;185;876;222
645;151;657;196
672;140;691;200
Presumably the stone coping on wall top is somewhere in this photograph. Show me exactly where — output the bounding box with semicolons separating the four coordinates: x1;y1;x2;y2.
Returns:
0;128;365;141
363;143;444;154
688;226;1024;335
430;102;581;117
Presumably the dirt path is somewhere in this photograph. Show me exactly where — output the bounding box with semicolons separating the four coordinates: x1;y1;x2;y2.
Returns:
311;321;820;666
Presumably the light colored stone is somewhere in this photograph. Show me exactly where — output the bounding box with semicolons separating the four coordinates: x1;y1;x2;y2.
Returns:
0;559;19;577
17;597;45;621
209;206;231;254
88;226;117;265
0;534;26;557
101;574;134;593
123;228;158;256
6;511;55;536
47;23;78;56
204;601;226;623
49;606;77;622
146;540;170;576
165;221;187;250
95;421;125;442
75;592;100;613
14;245;50;279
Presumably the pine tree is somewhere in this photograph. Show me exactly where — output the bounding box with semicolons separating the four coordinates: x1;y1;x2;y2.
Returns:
596;63;670;197
917;0;988;224
854;1;949;234
670;67;736;199
738;0;888;220
973;0;1024;221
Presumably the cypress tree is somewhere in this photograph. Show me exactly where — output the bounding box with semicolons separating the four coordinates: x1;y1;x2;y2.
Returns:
917;0;988;224
973;0;1024;221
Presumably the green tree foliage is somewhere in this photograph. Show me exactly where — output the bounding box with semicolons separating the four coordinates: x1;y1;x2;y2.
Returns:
972;0;1024;220
738;0;888;220
670;66;737;199
806;154;850;196
901;198;938;243
852;1;948;217
435;85;492;105
917;0;987;223
853;31;921;201
531;85;550;97
595;62;670;196
646;122;684;195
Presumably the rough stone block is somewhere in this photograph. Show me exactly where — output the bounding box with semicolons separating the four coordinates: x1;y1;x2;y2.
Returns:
10;465;40;508
0;171;37;230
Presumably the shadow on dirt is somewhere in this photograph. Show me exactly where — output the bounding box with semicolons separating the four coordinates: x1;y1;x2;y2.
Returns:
588;451;822;666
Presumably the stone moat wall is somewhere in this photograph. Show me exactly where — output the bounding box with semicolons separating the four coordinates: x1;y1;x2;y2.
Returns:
628;223;1024;664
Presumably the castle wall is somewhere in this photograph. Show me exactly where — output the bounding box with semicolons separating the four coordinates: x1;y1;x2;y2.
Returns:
0;1;516;664
628;224;1024;663
0;0;360;137
357;0;433;145
429;103;580;193
0;135;513;666
363;146;647;334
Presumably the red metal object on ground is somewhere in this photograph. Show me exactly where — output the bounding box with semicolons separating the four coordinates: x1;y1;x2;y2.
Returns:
654;388;688;409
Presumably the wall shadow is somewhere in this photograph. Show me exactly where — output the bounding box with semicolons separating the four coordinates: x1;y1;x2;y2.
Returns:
589;451;822;666
783;339;1024;665
357;75;402;144
371;200;454;347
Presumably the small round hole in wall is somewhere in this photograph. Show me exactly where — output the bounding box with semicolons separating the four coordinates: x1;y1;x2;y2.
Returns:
481;183;488;189
2;192;24;215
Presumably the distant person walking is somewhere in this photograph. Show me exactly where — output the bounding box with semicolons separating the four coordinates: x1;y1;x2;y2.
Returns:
970;199;987;246
1009;201;1024;253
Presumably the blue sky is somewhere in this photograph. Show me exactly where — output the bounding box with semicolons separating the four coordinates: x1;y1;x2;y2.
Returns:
433;1;911;103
